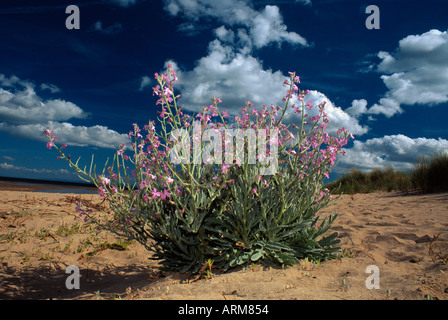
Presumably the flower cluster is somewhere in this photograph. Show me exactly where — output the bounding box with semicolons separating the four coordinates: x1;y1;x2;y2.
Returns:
43;66;353;273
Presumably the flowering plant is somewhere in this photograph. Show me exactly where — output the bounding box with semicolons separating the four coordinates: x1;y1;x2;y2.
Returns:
44;66;353;273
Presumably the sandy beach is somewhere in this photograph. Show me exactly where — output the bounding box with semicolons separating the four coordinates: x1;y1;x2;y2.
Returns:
1;184;447;300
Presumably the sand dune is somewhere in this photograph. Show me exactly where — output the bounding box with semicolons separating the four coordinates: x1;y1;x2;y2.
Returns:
1;188;447;300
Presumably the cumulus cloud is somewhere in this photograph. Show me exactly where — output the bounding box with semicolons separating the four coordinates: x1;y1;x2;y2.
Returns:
339;134;448;172
160;41;368;136
368;29;448;118
0;80;86;125
163;0;309;50
0;74;129;149
151;0;366;137
0;122;129;149
302;92;368;136
215;26;235;43
165;41;286;113
0;74;32;89
345;99;368;118
158;0;310;107
249;5;308;48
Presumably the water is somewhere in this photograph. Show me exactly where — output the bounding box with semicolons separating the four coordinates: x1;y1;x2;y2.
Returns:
1;180;98;194
32;186;98;194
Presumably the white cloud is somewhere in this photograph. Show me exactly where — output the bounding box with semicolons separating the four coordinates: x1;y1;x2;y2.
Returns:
0;162;71;175
152;0;365;137
166;41;286;113
0;162;80;181
296;0;312;5
0;122;130;149
163;0;252;22
0;74;130;149
345;99;368;118
302;92;368;136
368;96;403;118
138;76;152;91
111;0;138;7
157;0;312;114
250;5;308;48
215;26;235;43
368;29;448;118
339;134;448;172
40;83;61;93
0;74;33;89
160;40;368;137
93;21;123;35
162;0;309;50
0;80;86;124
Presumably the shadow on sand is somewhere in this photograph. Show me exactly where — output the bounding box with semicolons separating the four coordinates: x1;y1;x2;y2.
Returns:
0;262;164;300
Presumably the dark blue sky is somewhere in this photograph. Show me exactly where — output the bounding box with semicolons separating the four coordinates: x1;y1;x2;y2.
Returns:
0;0;447;182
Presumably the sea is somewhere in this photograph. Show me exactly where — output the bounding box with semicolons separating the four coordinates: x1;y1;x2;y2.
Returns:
0;177;98;194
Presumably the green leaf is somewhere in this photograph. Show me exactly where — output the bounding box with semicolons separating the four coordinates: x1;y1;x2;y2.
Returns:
251;250;264;261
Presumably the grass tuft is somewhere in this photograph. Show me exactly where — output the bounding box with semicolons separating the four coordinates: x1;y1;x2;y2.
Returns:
326;152;448;194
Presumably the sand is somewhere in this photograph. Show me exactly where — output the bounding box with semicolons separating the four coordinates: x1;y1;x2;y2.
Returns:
1;185;447;300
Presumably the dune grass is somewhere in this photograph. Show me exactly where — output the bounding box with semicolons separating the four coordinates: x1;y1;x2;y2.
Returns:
411;153;448;193
326;152;448;194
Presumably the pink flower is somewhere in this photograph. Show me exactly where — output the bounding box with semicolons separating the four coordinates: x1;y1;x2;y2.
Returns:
98;187;107;197
139;180;148;190
306;101;313;110
160;189;171;200
221;164;230;174
102;177;110;186
163;87;173;97
46;141;54;149
235;159;241;167
151;188;161;199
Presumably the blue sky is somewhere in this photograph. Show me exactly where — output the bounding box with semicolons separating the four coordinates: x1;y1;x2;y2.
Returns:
0;0;447;182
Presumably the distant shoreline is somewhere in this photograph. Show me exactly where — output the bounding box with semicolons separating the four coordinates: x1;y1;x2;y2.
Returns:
0;176;97;194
